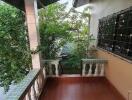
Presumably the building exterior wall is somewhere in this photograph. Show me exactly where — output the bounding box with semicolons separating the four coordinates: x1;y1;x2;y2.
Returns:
97;50;132;99
90;0;132;39
89;0;132;99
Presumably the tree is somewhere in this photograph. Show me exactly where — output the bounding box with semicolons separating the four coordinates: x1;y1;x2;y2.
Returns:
39;3;95;68
0;3;31;91
59;7;96;73
39;3;72;59
68;7;95;58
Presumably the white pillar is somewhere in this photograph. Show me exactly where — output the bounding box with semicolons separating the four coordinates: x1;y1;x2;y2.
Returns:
94;64;99;76
43;67;46;78
35;80;39;97
24;0;41;69
82;64;86;76
87;64;93;76
100;64;105;76
26;92;31;100
30;86;36;100
55;63;59;76
49;63;53;75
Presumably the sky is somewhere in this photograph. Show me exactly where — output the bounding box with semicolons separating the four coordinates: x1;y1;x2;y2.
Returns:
58;0;73;11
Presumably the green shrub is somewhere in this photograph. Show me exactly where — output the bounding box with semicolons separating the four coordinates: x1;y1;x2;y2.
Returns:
0;3;31;91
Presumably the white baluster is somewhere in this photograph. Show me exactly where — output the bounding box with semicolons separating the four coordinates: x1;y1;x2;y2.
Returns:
30;86;35;100
43;67;46;78
25;94;29;100
82;64;86;76
33;84;37;100
34;80;39;98
37;78;43;95
94;64;99;76
55;63;59;76
87;64;93;76
26;92;31;100
49;63;52;75
100;63;105;76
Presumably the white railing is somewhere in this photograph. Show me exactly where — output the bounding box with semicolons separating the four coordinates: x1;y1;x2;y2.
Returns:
6;59;107;100
6;68;46;100
82;59;107;77
42;59;60;76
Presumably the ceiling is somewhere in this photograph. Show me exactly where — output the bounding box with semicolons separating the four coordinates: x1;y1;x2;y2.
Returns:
2;0;58;11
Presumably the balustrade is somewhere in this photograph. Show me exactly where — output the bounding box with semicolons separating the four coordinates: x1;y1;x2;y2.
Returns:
42;60;60;76
6;59;107;100
82;59;107;77
6;68;45;100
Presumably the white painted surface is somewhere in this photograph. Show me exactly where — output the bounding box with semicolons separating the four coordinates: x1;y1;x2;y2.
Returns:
0;87;5;100
90;0;132;40
0;84;17;100
89;0;132;99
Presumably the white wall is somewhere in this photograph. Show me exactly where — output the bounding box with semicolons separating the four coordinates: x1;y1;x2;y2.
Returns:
90;0;132;99
90;0;132;39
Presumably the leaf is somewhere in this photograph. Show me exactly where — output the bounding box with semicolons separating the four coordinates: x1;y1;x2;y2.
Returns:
0;3;31;92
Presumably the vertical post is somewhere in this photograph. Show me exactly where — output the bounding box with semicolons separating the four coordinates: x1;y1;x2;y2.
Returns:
87;63;93;76
82;64;86;76
49;63;53;75
34;80;39;98
100;63;105;76
24;0;41;69
55;63;59;76
43;67;46;78
30;86;36;100
94;63;99;76
26;92;31;100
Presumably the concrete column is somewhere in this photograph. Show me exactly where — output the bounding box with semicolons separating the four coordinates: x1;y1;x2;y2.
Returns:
24;0;41;69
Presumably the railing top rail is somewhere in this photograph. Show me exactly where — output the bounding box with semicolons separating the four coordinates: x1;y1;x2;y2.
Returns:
42;59;60;62
81;58;107;64
41;59;60;64
6;69;40;100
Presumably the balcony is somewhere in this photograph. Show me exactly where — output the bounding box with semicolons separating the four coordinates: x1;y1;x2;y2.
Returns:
39;77;124;100
6;59;125;100
1;0;132;100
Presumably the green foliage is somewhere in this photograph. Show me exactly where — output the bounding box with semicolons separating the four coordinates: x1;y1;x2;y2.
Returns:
68;7;95;58
0;3;31;91
39;3;71;59
39;3;95;71
60;6;96;72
